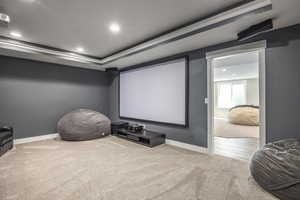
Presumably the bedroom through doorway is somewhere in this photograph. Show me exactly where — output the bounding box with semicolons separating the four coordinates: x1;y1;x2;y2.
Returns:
212;51;259;160
206;42;266;161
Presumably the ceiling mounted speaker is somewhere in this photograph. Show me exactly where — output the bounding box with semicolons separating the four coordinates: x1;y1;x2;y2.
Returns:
238;19;273;41
0;13;10;26
105;67;119;72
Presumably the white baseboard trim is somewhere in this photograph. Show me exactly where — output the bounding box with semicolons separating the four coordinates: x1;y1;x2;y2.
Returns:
13;134;208;154
165;139;208;154
14;133;59;145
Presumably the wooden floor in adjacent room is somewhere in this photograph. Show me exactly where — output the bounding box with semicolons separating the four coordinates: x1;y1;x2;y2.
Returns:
214;136;259;161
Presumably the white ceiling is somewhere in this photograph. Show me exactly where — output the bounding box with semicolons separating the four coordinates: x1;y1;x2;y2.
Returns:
213;51;259;68
103;0;300;69
0;0;300;70
0;0;243;57
213;51;259;81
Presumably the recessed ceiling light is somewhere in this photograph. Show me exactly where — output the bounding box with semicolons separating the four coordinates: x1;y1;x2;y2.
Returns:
76;47;84;53
222;68;227;72
0;13;10;24
10;31;22;38
109;23;121;33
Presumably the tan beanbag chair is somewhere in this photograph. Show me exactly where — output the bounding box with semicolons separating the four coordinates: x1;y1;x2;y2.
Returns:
228;106;259;126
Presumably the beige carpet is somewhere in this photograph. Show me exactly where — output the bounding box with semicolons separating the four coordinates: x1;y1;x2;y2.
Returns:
214;118;259;138
0;136;277;200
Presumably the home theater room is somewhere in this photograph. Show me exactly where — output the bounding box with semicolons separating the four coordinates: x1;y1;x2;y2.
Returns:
0;0;300;200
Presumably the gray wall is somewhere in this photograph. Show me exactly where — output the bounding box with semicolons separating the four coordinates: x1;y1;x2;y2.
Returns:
108;23;300;147
264;27;300;142
0;56;110;139
2;24;300;144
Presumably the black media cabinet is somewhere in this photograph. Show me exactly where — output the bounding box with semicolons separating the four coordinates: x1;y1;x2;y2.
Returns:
0;126;14;157
115;128;165;147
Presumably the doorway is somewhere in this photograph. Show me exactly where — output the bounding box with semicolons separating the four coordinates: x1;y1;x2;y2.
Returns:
206;41;266;161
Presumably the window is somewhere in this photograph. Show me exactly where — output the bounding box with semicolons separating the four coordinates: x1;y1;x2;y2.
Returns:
217;81;246;109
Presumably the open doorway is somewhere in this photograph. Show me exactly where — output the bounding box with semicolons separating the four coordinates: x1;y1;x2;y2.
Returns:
206;41;266;161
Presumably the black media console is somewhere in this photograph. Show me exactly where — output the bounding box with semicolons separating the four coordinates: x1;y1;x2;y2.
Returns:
115;128;165;147
0;126;14;157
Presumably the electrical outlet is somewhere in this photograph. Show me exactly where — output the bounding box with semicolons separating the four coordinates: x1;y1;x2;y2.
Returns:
204;98;208;104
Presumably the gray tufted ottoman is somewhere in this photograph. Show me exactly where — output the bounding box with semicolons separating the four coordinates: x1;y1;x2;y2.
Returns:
57;109;111;141
250;139;300;200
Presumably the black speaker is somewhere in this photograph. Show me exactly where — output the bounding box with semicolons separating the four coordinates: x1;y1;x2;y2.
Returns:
238;19;273;41
105;67;119;72
127;124;144;133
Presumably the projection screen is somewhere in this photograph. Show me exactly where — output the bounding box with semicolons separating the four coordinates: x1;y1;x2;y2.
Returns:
119;58;188;126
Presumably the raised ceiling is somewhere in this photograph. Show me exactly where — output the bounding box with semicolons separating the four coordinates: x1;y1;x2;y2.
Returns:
0;0;244;57
0;0;300;70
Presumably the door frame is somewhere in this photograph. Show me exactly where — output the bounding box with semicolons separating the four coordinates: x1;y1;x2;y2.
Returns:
206;41;267;154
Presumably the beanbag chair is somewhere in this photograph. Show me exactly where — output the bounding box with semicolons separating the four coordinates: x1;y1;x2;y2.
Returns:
228;105;259;126
57;109;111;141
250;139;300;200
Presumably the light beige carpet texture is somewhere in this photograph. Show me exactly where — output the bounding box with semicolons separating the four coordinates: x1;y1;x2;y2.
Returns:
0;136;277;200
214;118;259;138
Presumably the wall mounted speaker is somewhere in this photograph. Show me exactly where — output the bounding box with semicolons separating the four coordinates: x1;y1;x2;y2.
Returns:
238;19;273;41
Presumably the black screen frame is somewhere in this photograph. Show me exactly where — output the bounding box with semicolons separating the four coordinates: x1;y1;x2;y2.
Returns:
118;56;189;128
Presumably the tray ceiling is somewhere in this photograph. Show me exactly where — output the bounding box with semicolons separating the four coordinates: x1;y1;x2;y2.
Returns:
0;0;299;70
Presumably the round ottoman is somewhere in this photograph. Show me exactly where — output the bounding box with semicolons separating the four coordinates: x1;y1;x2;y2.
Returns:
228;105;259;126
57;109;111;141
250;139;300;200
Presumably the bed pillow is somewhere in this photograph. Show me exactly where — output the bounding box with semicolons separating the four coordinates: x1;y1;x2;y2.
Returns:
228;105;259;126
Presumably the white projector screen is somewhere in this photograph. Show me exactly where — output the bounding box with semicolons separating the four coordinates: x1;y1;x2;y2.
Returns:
119;58;188;126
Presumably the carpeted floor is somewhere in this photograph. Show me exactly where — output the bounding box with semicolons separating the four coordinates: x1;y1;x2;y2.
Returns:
0;136;277;200
214;118;259;138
